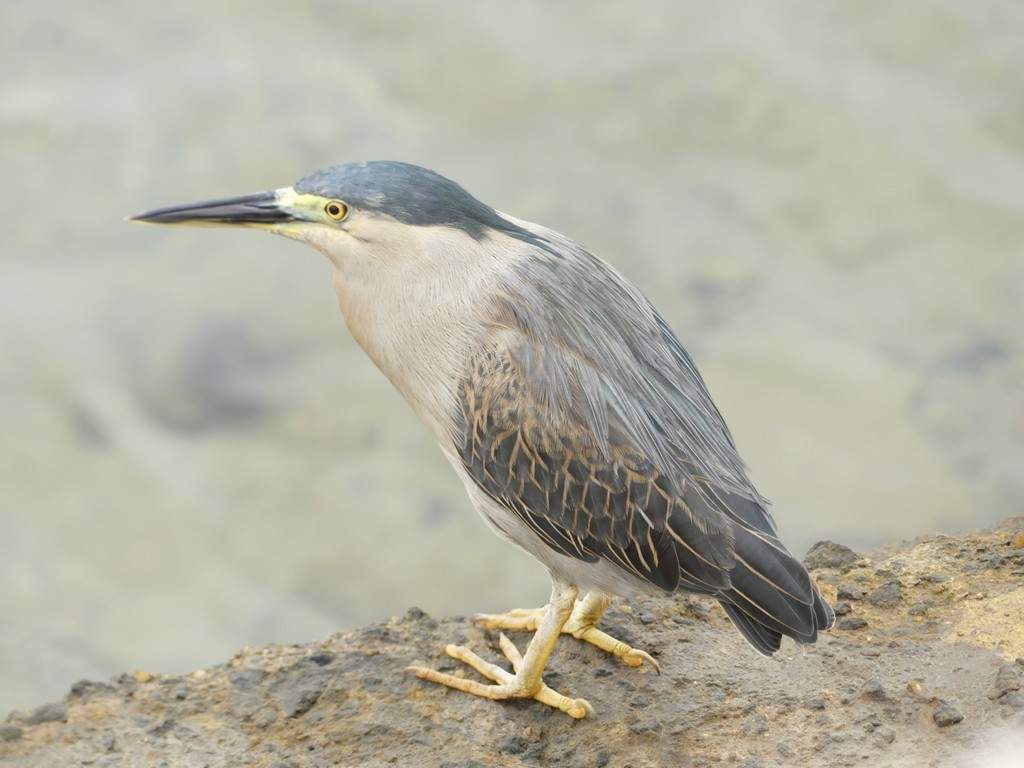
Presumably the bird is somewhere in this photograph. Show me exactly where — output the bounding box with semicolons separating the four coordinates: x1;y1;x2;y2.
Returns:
131;161;834;718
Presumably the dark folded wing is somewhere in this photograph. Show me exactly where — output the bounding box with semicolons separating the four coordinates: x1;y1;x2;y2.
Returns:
453;233;833;648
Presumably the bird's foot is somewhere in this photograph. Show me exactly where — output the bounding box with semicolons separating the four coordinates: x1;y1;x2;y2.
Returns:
406;633;593;718
474;599;660;673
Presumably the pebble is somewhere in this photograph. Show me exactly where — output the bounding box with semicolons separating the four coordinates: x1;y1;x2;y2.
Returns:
1001;692;1024;710
907;602;930;616
874;728;896;745
23;703;67;725
838;617;868;631
628;718;662;735
837;585;864;601
862;680;888;700
803;540;861;570
833;601;852;615
0;724;23;742
868;583;902;608
989;664;1021;700
740;714;769;736
498;734;528;754
932;700;964;727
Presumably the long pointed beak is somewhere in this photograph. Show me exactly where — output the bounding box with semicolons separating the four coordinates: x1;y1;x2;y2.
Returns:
129;188;300;227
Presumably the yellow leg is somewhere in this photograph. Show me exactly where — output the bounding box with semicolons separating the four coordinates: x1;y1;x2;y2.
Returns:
475;591;660;673
406;581;594;718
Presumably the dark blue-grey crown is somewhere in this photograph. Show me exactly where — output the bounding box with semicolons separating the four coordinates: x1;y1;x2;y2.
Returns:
295;161;511;240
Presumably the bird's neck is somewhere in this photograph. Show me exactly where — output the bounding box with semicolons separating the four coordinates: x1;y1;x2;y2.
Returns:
331;234;513;449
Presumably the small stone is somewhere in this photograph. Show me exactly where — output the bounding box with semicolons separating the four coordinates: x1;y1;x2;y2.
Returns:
69;679;105;699
629;695;652;709
933;700;964;727
989;664;1021;700
833;601;852;615
1002;692;1024;710
229;669;267;690
908;602;930;616
980;554;1008;569
862;680;887;700
629;718;662;735
740;713;770;735
804;541;861;571
274;679;327;718
148;716;174;736
838;617;868;631
23;703;67;725
1011;532;1024;549
498;734;528;754
251;705;279;728
804;697;826;710
869;583;902;609
0;724;23;742
837;585;864;601
875;728;896;745
777;741;794;758
403;607;429;622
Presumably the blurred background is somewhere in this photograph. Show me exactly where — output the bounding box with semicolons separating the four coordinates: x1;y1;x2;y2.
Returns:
2;0;1022;716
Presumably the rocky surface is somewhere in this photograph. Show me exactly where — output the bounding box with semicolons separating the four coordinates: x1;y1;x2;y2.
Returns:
3;520;1024;768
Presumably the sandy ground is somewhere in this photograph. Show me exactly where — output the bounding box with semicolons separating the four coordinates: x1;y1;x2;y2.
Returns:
2;0;1023;715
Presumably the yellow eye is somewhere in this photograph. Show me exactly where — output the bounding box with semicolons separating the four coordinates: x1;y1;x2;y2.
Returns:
324;200;349;221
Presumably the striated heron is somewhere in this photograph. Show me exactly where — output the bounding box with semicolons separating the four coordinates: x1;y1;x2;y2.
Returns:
131;161;834;718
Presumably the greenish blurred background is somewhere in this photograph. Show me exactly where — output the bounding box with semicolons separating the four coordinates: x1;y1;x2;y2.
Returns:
2;1;1021;715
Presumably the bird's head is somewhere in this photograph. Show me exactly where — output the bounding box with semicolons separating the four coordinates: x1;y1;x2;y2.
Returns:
130;161;526;275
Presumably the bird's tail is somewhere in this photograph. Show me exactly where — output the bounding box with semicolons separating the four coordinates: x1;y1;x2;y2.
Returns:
716;524;835;655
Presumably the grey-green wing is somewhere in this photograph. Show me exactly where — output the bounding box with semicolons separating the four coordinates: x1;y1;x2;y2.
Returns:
454;241;833;651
